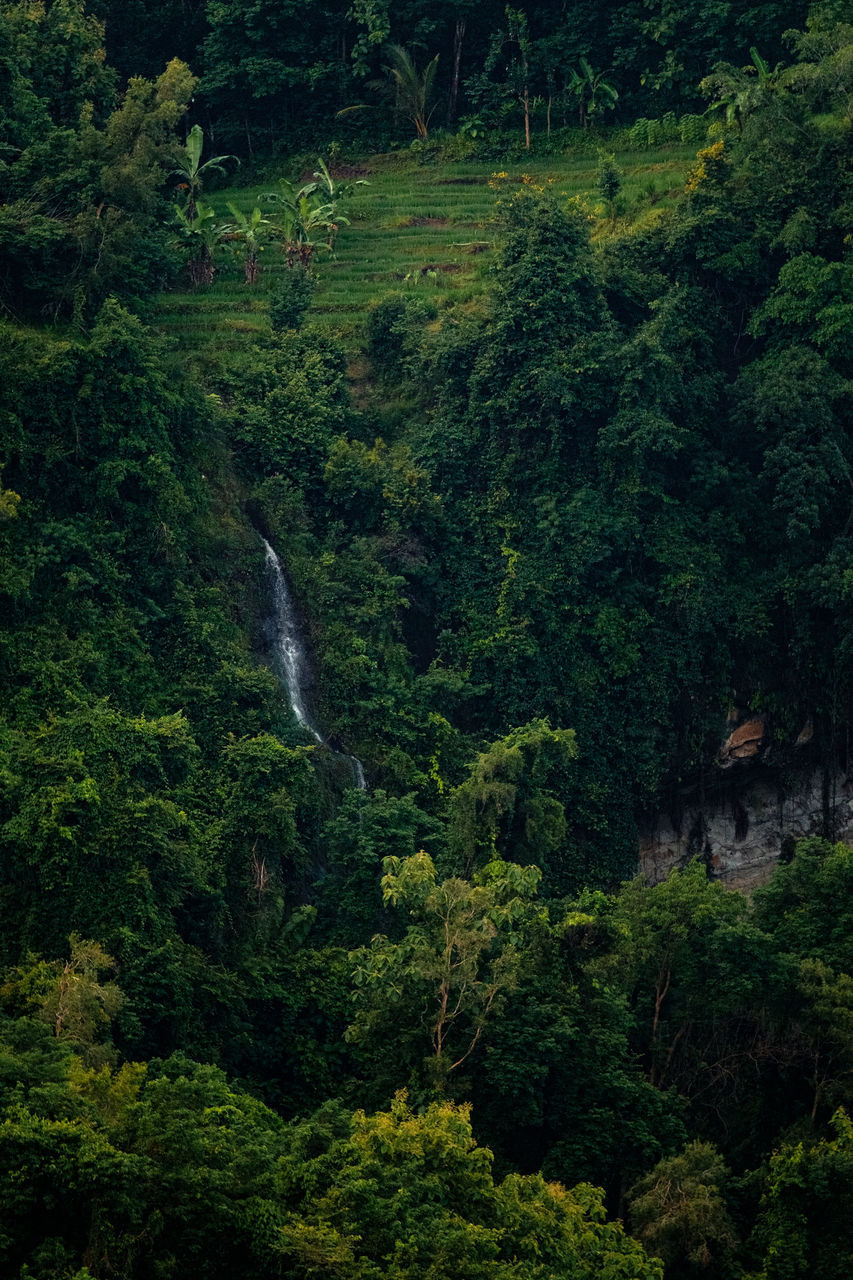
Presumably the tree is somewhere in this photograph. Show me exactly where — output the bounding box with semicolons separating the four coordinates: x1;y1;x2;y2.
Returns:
278;1091;663;1280
445;719;577;878
497;8;535;149
751;1108;853;1280
216;732;318;943
468;7;536;147
347;851;540;1090
170;122;237;217
597;151;622;221
199;0;353;154
753;840;853;975
794;959;853;1121
627;1141;738;1277
172;199;226;285
700;47;782;133
444;2;477;126
784;13;853;124
597;862;783;1130
264;177;343;267
224;202;269;284
301;157;369;250
224;327;348;488
0;472;20;521
468;902;687;1193
269;267;316;331
568;57;618;127
384;43;440;138
2;935;123;1064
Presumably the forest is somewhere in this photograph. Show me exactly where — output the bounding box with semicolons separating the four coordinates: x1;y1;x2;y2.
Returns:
2;0;853;1275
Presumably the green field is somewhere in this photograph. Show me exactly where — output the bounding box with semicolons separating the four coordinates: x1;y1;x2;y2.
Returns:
153;144;698;364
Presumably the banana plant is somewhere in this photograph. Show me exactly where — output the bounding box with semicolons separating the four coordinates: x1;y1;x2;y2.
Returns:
223;202;269;284
171;124;238;218
304;158;368;249
700;48;782;133
568;58;618;128
172;200;225;287
306;157;370;203
263;179;347;266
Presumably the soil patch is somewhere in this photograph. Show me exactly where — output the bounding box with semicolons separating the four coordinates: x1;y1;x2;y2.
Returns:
299;163;372;181
401;263;463;278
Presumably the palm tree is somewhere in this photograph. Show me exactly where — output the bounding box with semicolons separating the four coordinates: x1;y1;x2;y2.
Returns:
383;44;440;139
171;124;238;218
223;203;269;284
568;58;618;128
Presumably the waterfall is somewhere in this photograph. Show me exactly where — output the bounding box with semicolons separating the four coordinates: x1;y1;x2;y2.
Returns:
261;536;366;790
261;537;323;743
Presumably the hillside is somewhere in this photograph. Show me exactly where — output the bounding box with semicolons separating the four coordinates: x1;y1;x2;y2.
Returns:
153;143;697;356
2;3;853;1278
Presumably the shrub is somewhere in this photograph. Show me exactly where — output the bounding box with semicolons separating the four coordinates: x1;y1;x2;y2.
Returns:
269;268;316;332
365;293;438;379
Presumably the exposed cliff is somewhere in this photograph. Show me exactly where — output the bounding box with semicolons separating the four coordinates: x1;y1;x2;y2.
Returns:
640;716;852;889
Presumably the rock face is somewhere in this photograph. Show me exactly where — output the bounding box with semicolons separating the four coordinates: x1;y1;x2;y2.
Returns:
717;718;765;767
639;767;853;891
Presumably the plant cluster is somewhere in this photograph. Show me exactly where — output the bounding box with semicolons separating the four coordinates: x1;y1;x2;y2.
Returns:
170;147;366;287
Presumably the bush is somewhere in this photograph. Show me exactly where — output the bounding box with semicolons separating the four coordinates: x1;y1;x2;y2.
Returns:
269;268;316;332
678;113;707;143
628;112;709;150
597;152;623;205
365;293;438;379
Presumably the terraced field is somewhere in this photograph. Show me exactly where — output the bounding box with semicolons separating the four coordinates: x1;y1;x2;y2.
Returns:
153;143;698;364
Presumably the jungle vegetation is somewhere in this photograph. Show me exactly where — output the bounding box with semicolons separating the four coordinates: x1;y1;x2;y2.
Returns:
2;0;853;1277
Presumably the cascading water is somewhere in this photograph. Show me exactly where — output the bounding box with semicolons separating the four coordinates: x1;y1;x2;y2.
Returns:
261;537;323;744
261;536;366;790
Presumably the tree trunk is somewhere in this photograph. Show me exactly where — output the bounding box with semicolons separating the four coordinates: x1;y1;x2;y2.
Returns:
521;46;531;149
190;250;214;287
649;962;672;1085
446;18;466;127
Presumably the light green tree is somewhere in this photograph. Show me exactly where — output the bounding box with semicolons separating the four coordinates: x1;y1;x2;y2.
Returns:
278;1091;663;1280
2;934;123;1063
264;177;346;267
751;1108;853;1280
348;851;540;1088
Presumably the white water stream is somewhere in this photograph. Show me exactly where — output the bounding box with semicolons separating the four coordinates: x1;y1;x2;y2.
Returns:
261;537;366;790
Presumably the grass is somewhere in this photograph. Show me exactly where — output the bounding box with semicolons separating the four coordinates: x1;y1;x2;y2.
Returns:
153;143;698;366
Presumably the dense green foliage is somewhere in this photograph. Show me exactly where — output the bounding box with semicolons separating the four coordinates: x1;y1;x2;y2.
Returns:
92;0;812;150
3;0;853;1276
